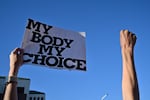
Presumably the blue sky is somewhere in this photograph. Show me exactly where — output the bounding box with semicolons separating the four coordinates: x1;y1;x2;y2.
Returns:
1;0;150;100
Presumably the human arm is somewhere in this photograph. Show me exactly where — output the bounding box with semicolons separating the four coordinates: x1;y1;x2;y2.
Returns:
120;30;140;100
3;48;23;100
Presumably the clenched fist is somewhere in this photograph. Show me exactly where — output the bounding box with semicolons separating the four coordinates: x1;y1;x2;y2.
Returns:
120;30;137;50
9;48;24;76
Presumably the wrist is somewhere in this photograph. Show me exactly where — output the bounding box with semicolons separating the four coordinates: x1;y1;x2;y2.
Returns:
121;48;134;62
121;47;134;55
9;68;19;77
6;76;18;85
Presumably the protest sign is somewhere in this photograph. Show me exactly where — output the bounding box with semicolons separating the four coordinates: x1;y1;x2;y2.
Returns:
21;19;86;71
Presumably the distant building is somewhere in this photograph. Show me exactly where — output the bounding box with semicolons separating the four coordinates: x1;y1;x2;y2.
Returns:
0;76;45;100
29;90;45;100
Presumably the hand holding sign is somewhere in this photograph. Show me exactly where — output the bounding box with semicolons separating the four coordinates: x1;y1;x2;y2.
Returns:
21;19;86;71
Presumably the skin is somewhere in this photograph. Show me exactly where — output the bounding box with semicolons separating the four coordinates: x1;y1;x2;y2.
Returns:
3;48;23;100
120;30;140;100
3;30;140;100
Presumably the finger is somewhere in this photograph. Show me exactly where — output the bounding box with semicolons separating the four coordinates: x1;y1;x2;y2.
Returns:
120;30;124;34
120;29;130;37
129;32;133;37
20;48;24;54
131;33;136;37
11;48;23;55
120;29;128;37
129;32;136;38
17;48;24;56
18;48;24;56
124;30;130;36
120;29;128;39
11;48;19;54
132;34;137;40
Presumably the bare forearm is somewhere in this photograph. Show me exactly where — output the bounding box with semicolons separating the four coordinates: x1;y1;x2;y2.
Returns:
3;83;18;100
122;49;139;100
3;66;18;100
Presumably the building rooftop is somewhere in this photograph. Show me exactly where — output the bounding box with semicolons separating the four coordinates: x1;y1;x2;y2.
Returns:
0;76;30;80
29;90;45;94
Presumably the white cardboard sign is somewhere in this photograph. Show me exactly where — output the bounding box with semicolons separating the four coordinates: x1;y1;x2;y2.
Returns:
21;19;86;71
